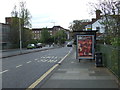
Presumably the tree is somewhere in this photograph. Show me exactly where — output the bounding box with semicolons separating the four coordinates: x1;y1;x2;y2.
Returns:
9;1;32;48
89;0;120;46
69;19;90;31
54;30;67;44
19;1;32;47
9;6;20;48
40;28;51;44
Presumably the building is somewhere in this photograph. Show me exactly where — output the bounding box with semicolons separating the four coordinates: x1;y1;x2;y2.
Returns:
0;23;11;50
32;26;70;40
84;10;105;33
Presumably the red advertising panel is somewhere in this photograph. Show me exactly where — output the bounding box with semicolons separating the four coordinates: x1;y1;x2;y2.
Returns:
77;35;94;59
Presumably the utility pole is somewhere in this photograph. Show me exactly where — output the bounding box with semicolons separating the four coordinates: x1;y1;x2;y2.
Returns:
19;1;22;53
51;22;55;43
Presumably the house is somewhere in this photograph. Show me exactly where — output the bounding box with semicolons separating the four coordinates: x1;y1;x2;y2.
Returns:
32;26;70;40
85;10;105;33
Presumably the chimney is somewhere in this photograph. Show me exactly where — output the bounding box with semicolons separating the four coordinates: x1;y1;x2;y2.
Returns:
96;10;101;19
92;18;96;22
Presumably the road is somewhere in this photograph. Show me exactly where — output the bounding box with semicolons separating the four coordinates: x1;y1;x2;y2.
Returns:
1;46;55;58
2;46;72;88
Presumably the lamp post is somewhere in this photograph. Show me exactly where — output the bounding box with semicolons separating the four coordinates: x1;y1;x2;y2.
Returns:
19;1;22;53
51;22;55;44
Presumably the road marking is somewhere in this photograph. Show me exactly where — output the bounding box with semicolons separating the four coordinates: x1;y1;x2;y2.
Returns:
34;59;38;61
42;57;45;58
46;56;50;58
0;70;8;74
27;61;32;63
26;48;72;89
51;56;54;58
58;48;72;64
26;64;58;89
55;56;57;59
41;51;45;52
54;60;58;62
16;65;22;68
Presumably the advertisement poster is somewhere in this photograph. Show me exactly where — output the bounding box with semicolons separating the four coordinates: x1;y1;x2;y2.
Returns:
77;35;94;59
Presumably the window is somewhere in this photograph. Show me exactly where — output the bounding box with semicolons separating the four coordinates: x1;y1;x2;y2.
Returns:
96;27;100;32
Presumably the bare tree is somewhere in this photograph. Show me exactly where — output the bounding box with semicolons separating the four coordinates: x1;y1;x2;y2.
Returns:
89;0;120;46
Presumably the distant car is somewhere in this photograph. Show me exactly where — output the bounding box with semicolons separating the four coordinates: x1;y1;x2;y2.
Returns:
27;44;36;49
67;42;73;47
35;43;42;48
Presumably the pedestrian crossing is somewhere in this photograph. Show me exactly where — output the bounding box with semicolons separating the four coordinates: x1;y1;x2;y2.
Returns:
35;56;59;63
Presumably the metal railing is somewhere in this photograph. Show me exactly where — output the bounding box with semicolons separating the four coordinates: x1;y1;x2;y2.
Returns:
96;44;120;80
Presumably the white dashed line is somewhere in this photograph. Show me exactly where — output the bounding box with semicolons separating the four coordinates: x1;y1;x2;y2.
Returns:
0;70;9;74
54;60;58;62
51;56;54;58
55;57;57;59
34;59;38;61
16;65;22;68
27;61;32;63
42;57;45;58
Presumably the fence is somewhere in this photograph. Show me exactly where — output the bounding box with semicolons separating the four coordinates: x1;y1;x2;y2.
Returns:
96;44;120;80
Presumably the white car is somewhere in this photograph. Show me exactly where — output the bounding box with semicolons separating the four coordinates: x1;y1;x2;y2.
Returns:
67;42;73;47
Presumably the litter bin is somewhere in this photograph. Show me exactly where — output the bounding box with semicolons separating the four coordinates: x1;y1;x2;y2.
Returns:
95;52;103;67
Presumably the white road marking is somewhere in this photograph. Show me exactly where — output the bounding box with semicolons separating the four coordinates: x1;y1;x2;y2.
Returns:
54;60;58;62
16;65;22;68
55;56;57;59
26;48;72;89
27;61;32;63
0;70;9;74
51;56;54;58
46;56;50;58
41;60;44;62
34;59;38;61
41;51;45;52
47;60;51;62
42;60;46;62
42;57;45;58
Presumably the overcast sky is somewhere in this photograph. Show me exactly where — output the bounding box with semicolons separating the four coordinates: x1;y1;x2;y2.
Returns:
0;0;98;29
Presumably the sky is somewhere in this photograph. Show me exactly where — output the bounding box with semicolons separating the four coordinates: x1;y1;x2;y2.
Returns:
0;0;98;29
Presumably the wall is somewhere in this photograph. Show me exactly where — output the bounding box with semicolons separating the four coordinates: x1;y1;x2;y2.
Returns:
92;19;105;33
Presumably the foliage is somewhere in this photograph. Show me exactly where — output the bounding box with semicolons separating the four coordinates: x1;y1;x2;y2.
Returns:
40;28;51;44
110;37;120;46
54;30;67;44
69;19;90;31
89;0;120;46
9;1;32;48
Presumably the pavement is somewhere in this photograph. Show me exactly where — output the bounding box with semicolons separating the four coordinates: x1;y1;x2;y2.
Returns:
0;45;59;58
40;46;120;90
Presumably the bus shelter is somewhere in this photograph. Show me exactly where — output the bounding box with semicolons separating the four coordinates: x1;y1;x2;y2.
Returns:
73;31;97;61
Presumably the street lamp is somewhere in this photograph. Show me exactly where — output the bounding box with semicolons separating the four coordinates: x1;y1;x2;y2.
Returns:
19;1;22;53
51;22;55;44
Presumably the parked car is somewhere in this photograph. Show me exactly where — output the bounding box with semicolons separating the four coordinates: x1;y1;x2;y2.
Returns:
67;42;73;47
27;44;36;49
35;43;42;48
